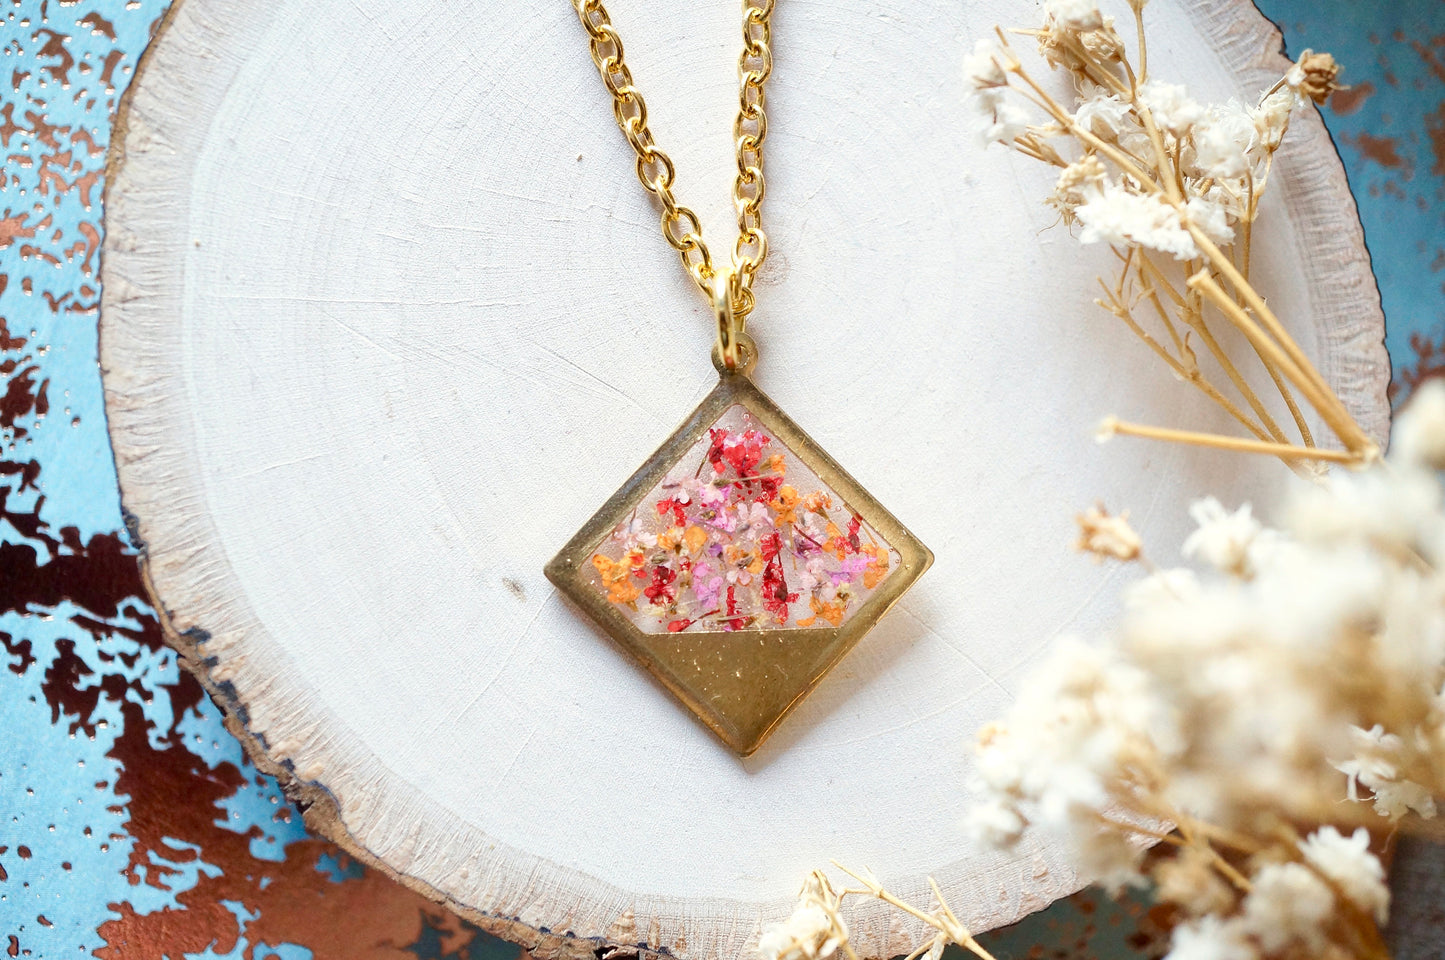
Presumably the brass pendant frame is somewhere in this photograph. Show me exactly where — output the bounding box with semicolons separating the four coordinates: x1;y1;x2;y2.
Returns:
545;368;933;756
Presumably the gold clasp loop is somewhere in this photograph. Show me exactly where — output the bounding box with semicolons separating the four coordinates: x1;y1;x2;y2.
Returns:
711;269;755;376
712;269;742;371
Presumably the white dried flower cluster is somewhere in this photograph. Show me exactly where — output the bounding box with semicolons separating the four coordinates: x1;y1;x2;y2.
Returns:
961;2;1343;263
1047;0;1104;30
1038;0;1123;72
966;637;1174;891
1075;182;1198;260
970;382;1445;958
963;2;1377;483
1335;724;1438;820
1179;497;1273;578
1120;388;1445;831
1299;826;1390;923
1162;827;1391;960
757;872;851;960
1060;86;1298;259
961;40;1028;147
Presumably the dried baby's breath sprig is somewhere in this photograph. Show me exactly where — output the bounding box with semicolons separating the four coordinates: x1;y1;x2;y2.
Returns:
768;387;1445;960
829;864;998;960
964;383;1445;960
964;0;1378;469
757;871;857;960
1076;503;1143;562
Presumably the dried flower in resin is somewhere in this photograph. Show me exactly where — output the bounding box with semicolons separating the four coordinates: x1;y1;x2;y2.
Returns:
587;406;899;633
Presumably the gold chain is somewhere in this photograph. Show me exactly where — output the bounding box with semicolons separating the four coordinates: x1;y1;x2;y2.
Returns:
573;0;773;323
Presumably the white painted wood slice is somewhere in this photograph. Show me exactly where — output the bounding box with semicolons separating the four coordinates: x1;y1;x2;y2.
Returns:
100;0;1388;957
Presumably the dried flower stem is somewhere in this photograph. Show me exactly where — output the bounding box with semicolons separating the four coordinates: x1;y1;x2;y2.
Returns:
1131;2;1148;83
1096;280;1272;444
1135;254;1286;442
1138;258;1268;415
1186;226;1376;459
1008;68;1158;189
1186;270;1359;456
1101;417;1358;463
831;863;999;960
832;861;999;960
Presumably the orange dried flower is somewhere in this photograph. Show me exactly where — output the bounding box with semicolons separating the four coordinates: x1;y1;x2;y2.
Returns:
802;490;833;514
770;485;801;526
796;595;846;628
861;543;891;589
592;552;642;605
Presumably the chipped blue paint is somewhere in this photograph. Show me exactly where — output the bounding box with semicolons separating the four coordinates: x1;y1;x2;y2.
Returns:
1257;3;1445;380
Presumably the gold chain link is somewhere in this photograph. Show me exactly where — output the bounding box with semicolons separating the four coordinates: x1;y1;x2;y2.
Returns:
573;0;773;324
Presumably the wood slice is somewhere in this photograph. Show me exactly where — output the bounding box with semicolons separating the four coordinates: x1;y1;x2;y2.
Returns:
100;0;1388;957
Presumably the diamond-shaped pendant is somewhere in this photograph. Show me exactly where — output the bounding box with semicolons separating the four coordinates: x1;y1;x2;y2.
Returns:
546;360;932;756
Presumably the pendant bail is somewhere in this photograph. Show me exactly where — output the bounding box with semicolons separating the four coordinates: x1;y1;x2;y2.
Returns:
711;269;756;376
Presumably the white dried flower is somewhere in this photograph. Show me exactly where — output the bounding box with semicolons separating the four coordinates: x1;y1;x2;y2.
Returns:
970;636;1179;887
1191;101;1258;179
965;798;1025;849
1048;155;1108;223
759;874;849;960
758;905;845;960
1240;862;1334;952
962;39;1008;90
1055;154;1108;195
1285;461;1443;560
1183;195;1235;246
1153;846;1235;916
1077;18;1125;64
1299;826;1389;923
1038;10;1121;71
972;96;1030;147
1335;725;1439;820
1253;88;1295;152
1181;497;1261;578
1074;827;1148;893
1076;504;1142;562
1369;777;1438;820
1074;181;1199;260
1164;917;1257;960
1072;90;1133;138
1045;0;1103;30
1193;180;1247;225
1392;379;1445;470
1139;81;1204;135
1284;49;1342;105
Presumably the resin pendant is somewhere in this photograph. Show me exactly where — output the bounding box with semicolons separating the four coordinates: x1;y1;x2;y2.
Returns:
545;335;932;756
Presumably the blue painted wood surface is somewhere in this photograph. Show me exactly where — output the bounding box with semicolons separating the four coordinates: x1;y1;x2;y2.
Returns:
1;1;1441;956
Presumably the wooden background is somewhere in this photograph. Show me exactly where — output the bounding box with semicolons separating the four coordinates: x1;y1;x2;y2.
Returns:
1;0;1441;957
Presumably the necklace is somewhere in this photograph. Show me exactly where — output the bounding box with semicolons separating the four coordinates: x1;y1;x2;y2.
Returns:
545;0;932;756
